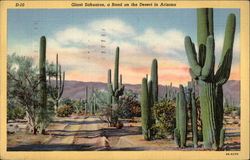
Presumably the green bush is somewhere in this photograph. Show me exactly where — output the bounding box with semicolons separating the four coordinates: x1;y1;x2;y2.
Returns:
151;100;176;139
224;105;237;114
8;106;26;120
56;105;74;117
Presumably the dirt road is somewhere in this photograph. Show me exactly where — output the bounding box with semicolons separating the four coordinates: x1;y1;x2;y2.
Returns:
8;116;109;151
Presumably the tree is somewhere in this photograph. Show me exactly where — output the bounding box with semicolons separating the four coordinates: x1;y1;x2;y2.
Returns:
7;53;54;134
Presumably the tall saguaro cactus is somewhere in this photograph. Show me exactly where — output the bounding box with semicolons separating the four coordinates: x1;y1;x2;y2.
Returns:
141;78;152;140
48;54;65;109
184;8;236;149
107;47;125;126
39;36;47;134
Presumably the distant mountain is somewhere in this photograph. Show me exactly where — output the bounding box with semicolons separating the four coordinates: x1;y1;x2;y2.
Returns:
61;80;240;105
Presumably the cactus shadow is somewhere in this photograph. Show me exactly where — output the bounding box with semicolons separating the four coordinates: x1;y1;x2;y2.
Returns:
48;129;103;137
52;120;104;125
224;141;240;151
7;143;99;151
225;132;240;138
102;126;142;137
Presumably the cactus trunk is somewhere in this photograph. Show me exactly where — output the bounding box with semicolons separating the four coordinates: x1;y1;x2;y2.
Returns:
178;85;187;148
191;82;198;148
39;36;47;134
141;78;152;140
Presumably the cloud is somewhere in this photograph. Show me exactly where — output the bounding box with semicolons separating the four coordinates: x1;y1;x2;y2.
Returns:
88;18;136;38
8;18;240;85
135;28;186;58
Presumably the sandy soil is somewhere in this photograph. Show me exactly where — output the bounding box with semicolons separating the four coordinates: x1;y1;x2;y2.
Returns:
7;114;240;151
7;116;109;151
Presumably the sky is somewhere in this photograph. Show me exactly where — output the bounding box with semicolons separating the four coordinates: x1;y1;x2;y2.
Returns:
8;8;240;86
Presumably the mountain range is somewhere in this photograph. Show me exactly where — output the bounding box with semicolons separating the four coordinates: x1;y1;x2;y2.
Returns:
61;80;240;105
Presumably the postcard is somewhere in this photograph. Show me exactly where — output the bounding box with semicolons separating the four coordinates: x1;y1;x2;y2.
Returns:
0;0;249;160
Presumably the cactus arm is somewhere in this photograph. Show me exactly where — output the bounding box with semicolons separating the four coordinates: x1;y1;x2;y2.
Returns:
147;80;153;107
189;68;198;80
214;14;236;85
200;35;215;80
185;37;202;76
215;50;233;85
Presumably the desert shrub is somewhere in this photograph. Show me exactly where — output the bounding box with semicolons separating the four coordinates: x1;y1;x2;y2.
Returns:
60;98;75;107
57;105;74;117
224;105;237;114
118;91;141;119
78;110;85;115
72;100;84;113
8;106;26;120
151;100;176;139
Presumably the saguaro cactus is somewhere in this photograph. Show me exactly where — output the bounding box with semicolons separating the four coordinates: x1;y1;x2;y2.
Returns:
174;92;180;147
85;86;88;115
174;85;187;148
107;47;125;126
39;36;47;134
48;54;65;109
189;81;198;148
141;78;152;140
151;59;158;104
184;8;236;149
178;85;187;148
165;82;173;101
